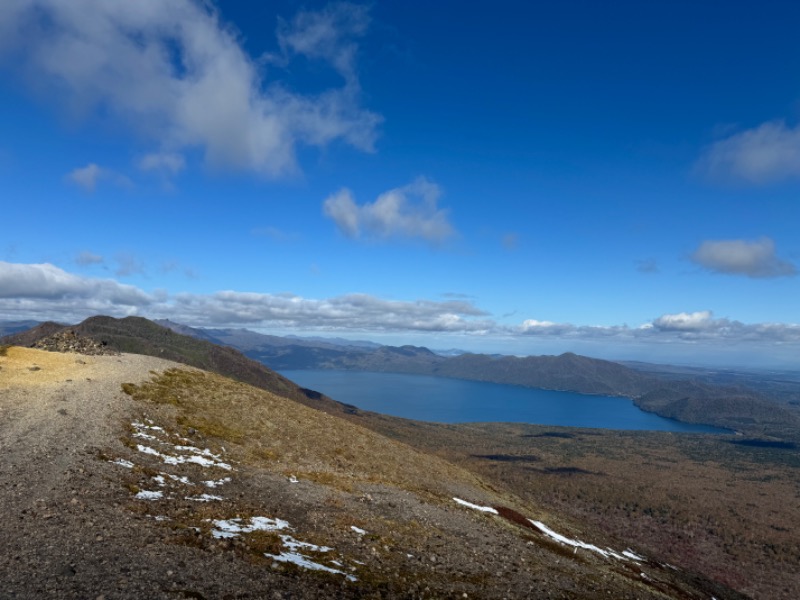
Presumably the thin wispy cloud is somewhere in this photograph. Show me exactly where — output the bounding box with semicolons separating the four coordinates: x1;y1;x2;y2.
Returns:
66;163;132;192
138;153;186;175
635;258;659;274
690;237;796;278
2;1;380;178
115;253;145;278
323;177;455;244
696;120;800;184
75;251;104;267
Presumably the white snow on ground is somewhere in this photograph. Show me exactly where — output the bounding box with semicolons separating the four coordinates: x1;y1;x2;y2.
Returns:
135;443;232;470
135;490;163;500
186;494;223;502
529;520;643;562
111;458;134;468
453;497;499;514
208;516;356;581
280;535;332;553
127;421;355;582
210;517;291;539
166;473;193;485
452;498;645;564
133;421;165;432
202;477;231;488
272;551;357;582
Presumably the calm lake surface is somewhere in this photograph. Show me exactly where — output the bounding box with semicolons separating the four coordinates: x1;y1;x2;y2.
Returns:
280;370;726;433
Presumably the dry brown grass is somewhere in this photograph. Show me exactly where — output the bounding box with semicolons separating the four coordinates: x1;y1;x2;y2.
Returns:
0;346;94;387
121;368;497;501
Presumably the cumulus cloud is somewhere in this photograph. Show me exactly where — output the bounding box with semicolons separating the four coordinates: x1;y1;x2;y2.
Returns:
650;310;800;343
0;261;490;332
2;1;380;178
690;237;796;278
0;262;151;318
323;177;455;243
652;310;714;331
697;120;800;183
168;292;491;333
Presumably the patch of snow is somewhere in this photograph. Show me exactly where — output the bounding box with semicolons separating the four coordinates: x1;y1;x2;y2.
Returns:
270;551;356;582
136;444;161;457
135;490;163;500
210;516;291;539
453;498;499;514
350;526;367;535
166;473;193;485
135;443;232;470
152;475;166;486
133;421;164;432
622;549;645;562
529;520;632;561
186;494;223;502
203;477;231;488
111;458;134;468
280;535;331;553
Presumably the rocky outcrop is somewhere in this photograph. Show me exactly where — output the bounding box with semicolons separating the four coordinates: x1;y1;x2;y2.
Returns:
32;330;119;356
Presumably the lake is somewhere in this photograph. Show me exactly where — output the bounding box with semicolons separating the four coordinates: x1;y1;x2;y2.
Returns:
280;370;727;433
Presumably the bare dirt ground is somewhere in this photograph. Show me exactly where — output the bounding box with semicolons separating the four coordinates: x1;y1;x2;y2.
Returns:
0;347;750;599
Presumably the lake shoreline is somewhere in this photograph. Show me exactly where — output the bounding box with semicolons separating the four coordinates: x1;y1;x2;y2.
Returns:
279;368;730;434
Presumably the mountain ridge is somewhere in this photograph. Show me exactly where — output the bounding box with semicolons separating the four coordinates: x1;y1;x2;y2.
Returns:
152;321;799;437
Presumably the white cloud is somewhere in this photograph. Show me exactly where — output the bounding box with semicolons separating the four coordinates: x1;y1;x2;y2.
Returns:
323;177;455;243
138;152;186;174
66;163;132;192
274;2;369;86
2;1;380;178
652;310;714;331
690;237;796;278
67;163;102;192
0;261;151;310
169;291;491;333
697;120;800;183
2;262;799;349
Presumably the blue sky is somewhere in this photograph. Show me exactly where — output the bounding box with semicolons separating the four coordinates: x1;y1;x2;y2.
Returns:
1;0;800;368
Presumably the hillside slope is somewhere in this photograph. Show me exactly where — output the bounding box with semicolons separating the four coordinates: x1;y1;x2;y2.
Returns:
0;345;748;599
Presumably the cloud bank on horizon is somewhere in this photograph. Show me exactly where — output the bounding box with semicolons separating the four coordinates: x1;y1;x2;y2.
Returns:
1;1;798;367
3;261;799;349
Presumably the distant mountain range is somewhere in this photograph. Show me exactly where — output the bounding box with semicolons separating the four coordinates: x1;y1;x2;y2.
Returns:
157;321;800;437
4;317;799;438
